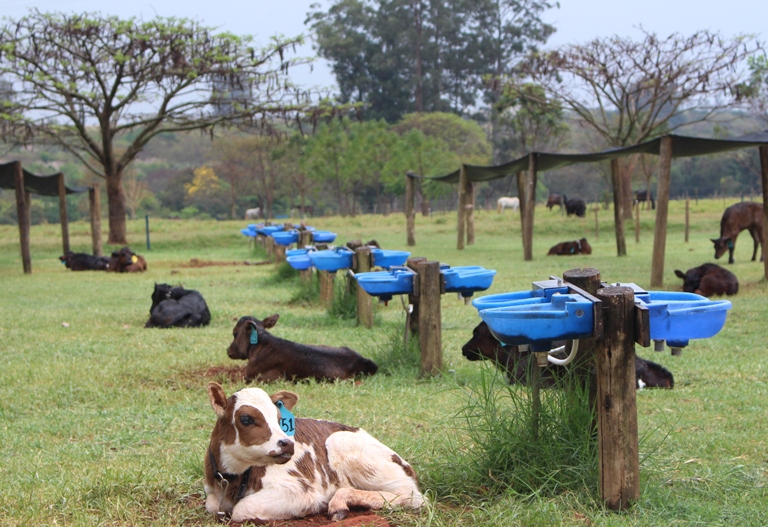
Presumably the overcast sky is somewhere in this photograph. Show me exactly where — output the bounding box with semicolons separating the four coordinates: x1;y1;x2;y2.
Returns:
1;0;765;90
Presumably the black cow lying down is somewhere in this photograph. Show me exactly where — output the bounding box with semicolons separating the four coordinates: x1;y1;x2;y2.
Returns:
145;283;211;328
59;251;110;271
462;321;674;389
228;314;378;383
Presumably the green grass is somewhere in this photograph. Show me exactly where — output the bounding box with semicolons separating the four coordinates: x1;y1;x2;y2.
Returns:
1;199;767;526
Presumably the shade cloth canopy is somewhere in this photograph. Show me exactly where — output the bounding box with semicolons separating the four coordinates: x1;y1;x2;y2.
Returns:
0;161;88;195
428;130;768;183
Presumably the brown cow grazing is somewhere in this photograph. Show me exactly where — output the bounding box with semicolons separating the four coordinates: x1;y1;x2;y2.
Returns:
228;315;378;383
547;238;592;256
462;321;674;389
711;202;764;264
204;383;424;522
674;263;738;297
546;193;566;210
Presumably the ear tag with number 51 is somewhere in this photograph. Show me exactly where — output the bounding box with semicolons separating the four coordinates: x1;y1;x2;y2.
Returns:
275;400;295;436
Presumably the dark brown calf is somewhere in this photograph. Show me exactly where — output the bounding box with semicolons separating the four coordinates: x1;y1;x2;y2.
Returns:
59;251;109;271
674;263;738;297
711;202;764;264
228;315;378;383
546;193;566;210
547;238;592;256
106;246;147;272
462;321;673;389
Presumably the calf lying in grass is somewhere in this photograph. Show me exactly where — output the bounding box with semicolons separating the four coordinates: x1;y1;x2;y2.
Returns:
204;382;424;522
462;321;674;389
227;314;378;383
145;283;211;328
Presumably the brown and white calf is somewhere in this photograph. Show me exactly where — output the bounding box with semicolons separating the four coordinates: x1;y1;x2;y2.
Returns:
204;382;424;522
462;321;674;389
228;315;378;383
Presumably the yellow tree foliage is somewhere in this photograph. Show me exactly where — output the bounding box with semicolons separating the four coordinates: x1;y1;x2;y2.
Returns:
186;166;221;197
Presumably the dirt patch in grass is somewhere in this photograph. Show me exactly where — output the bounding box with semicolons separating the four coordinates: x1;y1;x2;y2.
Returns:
180;258;271;267
184;365;246;383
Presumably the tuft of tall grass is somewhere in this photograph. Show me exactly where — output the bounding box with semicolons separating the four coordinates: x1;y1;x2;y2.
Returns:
327;275;357;319
289;275;320;305
431;364;598;501
271;262;300;283
370;322;422;376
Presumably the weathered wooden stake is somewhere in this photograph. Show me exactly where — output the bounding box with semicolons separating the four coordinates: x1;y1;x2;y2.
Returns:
759;145;768;281
517;171;527;253
354;246;373;328
611;158;627;256
405;172;416;246
265;235;275;259
58;172;70;255
299;230;314;283
319;271;335;306
274;244;286;266
13;161;31;274
89;183;103;256
595;285;639;511
651;135;673;288
685;196;690;243
407;257;427;335
417;260;442;376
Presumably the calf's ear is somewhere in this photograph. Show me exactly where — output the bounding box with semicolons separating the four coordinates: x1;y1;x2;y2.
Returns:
674;270;685;279
262;314;279;329
270;390;298;411
208;382;229;418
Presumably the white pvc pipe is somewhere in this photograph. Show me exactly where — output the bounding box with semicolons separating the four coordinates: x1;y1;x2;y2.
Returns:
547;339;579;366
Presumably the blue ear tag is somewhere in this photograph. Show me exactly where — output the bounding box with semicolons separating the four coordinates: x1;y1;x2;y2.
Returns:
275;400;295;436
250;328;259;345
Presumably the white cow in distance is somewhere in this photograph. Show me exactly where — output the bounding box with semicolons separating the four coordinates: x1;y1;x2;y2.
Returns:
497;197;520;213
245;207;261;220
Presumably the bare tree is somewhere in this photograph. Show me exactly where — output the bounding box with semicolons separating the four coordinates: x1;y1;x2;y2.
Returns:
0;11;313;243
523;29;758;217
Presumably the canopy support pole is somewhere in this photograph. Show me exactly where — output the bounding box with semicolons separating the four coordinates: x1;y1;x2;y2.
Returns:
760;145;768;281
405;172;416;246
522;153;537;261
14;161;32;274
457;164;467;250
611;159;627;257
650;136;673;288
89;183;103;256
58;173;70;255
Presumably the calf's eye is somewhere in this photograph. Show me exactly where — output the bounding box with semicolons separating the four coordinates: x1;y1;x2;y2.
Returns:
240;415;255;426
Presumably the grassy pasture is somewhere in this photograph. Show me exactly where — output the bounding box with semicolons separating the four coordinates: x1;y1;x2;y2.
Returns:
0;198;766;526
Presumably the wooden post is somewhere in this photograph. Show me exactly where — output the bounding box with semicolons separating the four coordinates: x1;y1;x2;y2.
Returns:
634;200;640;243
274;244;286;266
58;173;70;255
299;230;314;282
563;268;602;373
610;158;627;256
685;196;690;243
759;145;768;281
522;154;537;261
265;235;275;260
355;246;373;328
406;257;426;335
405;172;416;246
14;161;31;274
466;178;475;246
319;271;335;306
517;171;527;254
594;207;599;240
417;260;442;376
89;183;103;256
457;164;467;250
595;285;639;511
651;136;673;288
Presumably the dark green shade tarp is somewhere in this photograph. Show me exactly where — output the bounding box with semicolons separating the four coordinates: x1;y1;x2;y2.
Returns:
428;130;768;183
0;161;88;196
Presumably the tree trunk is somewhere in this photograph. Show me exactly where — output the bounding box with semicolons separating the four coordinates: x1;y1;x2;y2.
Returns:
105;171;128;245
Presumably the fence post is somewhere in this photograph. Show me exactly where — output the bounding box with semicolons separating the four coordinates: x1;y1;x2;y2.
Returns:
354;246;373;328
417;260;442;376
595;285;639;511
